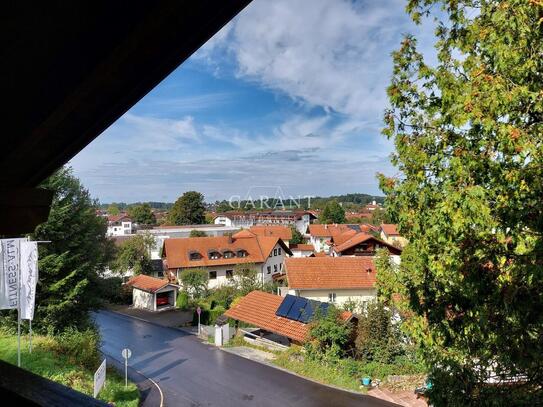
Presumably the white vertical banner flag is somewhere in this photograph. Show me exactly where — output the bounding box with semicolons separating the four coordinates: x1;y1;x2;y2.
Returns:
0;238;25;310
20;241;38;320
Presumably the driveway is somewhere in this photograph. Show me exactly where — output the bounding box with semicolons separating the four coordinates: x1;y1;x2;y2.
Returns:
94;310;396;407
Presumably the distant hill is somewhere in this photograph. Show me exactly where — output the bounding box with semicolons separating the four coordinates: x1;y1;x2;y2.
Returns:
98;193;385;213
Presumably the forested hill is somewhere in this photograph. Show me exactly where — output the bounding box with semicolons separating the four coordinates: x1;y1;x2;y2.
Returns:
98;193;384;212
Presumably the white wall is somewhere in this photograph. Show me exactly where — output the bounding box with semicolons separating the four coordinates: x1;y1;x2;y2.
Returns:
175;243;287;289
309;235;332;253
262;243;287;279
133;289;154;311
291;249;314;258
288;288;377;311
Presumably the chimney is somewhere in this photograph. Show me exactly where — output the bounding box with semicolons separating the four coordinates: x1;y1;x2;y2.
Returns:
324;224;328;229
366;267;372;273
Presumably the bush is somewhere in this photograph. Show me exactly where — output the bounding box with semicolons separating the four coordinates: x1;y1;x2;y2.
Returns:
49;327;101;370
209;306;226;325
176;291;189;310
355;301;403;364
208;285;237;309
96;277;124;304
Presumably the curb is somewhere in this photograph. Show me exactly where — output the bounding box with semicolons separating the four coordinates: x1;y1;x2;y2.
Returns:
101;351;164;407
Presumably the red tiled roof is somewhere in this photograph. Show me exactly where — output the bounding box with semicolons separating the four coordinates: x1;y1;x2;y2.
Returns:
331;229;358;245
334;233;401;254
290;244;315;251
313;251;328;257
163;235;291;269
285;257;376;289
107;214;131;223
224;291;309;342
308;224;352;237
126;275;174;293
232;229;256;238
249;225;292;241
381;223;400;236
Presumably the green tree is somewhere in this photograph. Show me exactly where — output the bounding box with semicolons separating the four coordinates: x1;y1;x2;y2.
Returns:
290;226;304;245
111;233;155;276
24;167;114;334
355;301;402;364
180;268;209;298
379;1;543;404
306;307;352;360
128;203;156;225
167;191;206;225
231;263;260;295
107;203;120;216
189;229;207;238
319;200;346;224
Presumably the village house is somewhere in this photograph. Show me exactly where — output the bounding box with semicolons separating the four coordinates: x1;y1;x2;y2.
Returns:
331;232;402;262
307;223;377;254
214;210;316;234
283;257;378;310
126;274;180;312
289;244;315;257
380;223;408;248
161;231;292;288
106;214;132;236
224;290;354;346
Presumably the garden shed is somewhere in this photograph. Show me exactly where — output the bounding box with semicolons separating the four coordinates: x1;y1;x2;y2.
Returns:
126;274;180;312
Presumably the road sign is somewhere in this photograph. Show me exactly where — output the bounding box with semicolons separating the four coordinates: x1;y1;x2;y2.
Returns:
122;348;132;359
93;358;107;398
122;348;131;388
196;306;201;315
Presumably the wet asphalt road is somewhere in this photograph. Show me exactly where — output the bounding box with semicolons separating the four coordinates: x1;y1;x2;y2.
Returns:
94;310;396;407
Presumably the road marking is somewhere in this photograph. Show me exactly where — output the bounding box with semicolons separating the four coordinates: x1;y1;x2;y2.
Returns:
148;376;164;407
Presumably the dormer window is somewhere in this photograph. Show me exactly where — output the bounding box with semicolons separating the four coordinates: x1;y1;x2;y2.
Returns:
208;250;221;260
189;251;202;261
237;250;248;257
223;250;235;259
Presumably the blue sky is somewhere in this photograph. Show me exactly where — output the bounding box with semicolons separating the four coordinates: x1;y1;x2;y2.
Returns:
70;0;436;203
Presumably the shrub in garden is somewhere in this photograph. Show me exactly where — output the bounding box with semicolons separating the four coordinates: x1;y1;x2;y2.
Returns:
49;327;101;370
355;301;402;364
176;291;189;310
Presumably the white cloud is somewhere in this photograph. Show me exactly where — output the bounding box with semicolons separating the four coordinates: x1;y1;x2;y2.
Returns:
199;0;431;118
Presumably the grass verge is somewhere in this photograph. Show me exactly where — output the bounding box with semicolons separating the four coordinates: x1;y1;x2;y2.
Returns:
0;333;139;407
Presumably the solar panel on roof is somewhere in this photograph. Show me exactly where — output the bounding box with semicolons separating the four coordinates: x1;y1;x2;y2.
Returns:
276;294;296;317
287;297;308;320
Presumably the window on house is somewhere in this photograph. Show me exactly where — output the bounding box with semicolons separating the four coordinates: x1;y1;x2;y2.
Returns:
273;248;277;256
209;271;217;280
226;269;233;279
209;251;220;259
328;293;337;303
189;252;201;261
280;263;283;271
267;266;271;274
278;247;282;255
223;251;234;259
273;264;278;273
237;250;247;257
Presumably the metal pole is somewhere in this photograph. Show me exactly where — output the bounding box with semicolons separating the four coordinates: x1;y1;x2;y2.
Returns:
125;357;128;388
17;240;22;367
198;313;201;336
29;319;32;353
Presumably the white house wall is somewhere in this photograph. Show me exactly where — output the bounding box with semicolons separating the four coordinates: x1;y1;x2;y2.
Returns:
288;288;377;311
133;289;154;311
